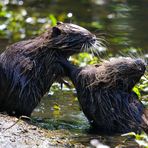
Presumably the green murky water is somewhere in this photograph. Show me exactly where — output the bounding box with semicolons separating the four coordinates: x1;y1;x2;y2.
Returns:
32;86;140;147
0;0;148;147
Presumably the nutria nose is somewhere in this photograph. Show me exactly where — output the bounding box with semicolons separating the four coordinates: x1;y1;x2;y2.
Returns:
89;35;96;44
135;59;146;73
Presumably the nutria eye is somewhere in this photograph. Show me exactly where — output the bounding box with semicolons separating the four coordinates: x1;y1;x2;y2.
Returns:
52;27;62;37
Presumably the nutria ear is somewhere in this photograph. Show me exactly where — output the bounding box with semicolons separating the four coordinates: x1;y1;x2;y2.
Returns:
52;27;61;37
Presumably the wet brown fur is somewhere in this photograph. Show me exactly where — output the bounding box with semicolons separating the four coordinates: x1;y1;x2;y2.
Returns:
59;57;148;134
0;22;96;117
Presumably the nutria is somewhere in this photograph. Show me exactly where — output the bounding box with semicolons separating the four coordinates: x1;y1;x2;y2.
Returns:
0;22;97;117
59;57;148;133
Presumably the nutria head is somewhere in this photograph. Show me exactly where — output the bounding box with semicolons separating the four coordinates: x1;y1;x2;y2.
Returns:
79;57;146;92
43;22;97;57
100;57;146;91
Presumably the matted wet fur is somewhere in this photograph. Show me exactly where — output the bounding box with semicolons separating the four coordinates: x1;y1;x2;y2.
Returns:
59;57;148;133
0;22;97;117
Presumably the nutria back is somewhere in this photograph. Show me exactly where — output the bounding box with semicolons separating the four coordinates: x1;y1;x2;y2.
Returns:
59;57;147;133
0;22;97;117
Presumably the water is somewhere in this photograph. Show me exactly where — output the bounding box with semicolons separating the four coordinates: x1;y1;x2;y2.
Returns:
32;87;140;147
0;0;147;147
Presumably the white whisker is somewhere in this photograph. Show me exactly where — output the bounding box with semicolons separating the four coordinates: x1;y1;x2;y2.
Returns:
96;40;106;47
83;43;87;52
86;43;89;53
91;43;100;57
96;37;108;43
81;43;84;52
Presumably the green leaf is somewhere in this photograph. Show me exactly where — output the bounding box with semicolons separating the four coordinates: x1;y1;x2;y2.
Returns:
49;14;57;26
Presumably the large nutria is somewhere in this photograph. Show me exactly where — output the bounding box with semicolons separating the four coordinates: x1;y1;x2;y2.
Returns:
59;57;148;133
0;22;97;117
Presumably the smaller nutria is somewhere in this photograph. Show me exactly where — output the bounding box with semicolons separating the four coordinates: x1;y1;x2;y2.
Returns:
59;57;148;133
0;22;97;117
